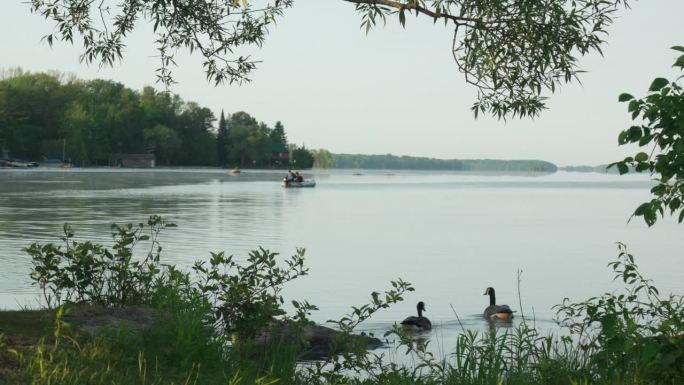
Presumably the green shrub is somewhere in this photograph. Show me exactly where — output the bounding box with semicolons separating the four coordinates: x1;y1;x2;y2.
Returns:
25;215;174;308
556;243;684;384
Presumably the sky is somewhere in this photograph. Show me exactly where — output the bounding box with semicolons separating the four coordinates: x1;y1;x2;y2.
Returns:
1;0;683;166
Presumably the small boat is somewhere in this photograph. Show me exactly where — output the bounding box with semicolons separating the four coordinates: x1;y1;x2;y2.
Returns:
282;179;316;188
228;167;241;175
1;158;39;168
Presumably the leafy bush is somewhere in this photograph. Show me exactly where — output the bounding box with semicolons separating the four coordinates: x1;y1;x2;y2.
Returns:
22;216;409;362
25;215;174;308
556;243;684;384
192;248;313;340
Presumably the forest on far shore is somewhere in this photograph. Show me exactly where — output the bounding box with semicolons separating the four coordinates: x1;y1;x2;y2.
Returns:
312;152;558;172
1;70;558;173
0;70;314;168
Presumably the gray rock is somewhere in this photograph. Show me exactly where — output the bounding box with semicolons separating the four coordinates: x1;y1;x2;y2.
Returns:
252;321;384;360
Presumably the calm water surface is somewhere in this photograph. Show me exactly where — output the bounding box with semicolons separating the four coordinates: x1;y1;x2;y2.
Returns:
1;168;682;354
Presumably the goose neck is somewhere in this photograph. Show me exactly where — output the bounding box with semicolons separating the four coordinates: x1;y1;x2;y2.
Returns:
489;290;496;306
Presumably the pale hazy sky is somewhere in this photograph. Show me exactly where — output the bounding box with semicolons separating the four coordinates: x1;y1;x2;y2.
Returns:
2;0;683;165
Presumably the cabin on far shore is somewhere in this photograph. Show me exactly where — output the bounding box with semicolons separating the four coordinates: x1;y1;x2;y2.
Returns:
111;153;156;168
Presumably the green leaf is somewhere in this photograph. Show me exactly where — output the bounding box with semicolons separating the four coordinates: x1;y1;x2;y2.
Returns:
617;162;629;175
635;163;650;172
627;100;639;113
634;202;649;215
679;209;684;223
628;126;642;141
649;78;669;92
638;134;653;146
618;93;634;102
650;184;666;195
618;131;629;144
674;55;684;68
644;209;657;226
398;9;406;28
671;45;684;53
635;152;648;162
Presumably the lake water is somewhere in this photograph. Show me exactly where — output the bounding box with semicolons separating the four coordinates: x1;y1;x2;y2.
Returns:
0;168;682;353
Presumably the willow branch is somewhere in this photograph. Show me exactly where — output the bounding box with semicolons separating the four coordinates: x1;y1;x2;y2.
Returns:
343;0;475;24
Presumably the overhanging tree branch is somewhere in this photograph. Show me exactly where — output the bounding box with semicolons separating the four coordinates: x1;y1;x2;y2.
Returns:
28;0;628;119
343;0;478;25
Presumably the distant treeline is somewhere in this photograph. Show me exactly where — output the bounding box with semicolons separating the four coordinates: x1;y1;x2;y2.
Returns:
560;165;613;173
0;69;313;168
328;153;558;172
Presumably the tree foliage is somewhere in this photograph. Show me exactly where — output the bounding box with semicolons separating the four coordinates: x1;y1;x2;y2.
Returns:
29;0;293;86
289;144;315;169
217;111;228;166
610;47;684;226
312;148;335;169
27;0;627;119
351;0;627;118
0;71;302;168
270;122;288;154
0;71;215;165
333;153;557;171
143;123;181;165
223;112;290;167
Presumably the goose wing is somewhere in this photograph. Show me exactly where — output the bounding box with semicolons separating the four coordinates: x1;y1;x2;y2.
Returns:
484;305;514;318
401;316;432;329
401;316;420;326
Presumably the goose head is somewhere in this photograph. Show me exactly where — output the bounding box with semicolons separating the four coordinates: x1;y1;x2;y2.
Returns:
484;287;496;306
417;301;426;317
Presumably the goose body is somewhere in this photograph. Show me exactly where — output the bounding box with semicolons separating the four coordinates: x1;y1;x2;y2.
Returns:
483;287;514;321
401;301;432;330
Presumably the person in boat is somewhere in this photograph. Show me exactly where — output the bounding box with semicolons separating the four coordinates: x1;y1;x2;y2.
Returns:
284;170;296;186
294;171;303;183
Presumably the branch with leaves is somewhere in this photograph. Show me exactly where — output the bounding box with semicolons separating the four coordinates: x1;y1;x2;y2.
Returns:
29;0;293;86
610;46;684;226
28;0;627;119
346;0;627;118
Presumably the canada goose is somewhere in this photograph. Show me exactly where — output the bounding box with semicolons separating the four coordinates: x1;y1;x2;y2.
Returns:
401;301;432;330
483;287;514;320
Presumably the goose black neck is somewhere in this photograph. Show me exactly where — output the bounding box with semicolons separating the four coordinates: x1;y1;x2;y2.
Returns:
488;289;496;306
417;306;423;318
